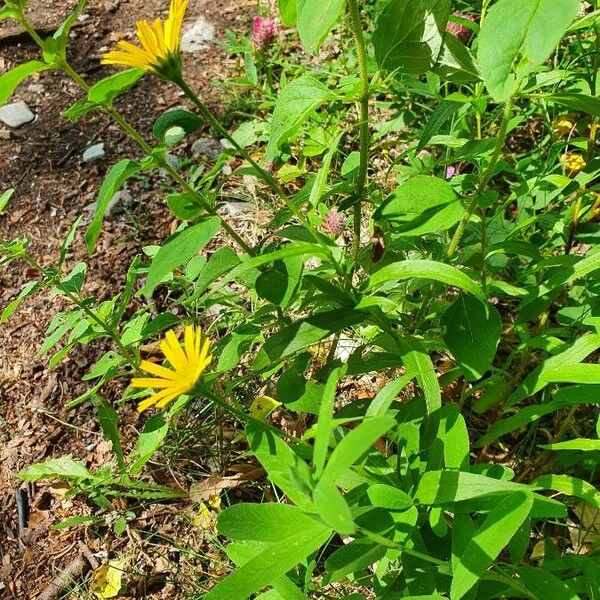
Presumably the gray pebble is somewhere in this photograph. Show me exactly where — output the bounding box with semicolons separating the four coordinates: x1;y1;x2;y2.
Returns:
0;101;35;128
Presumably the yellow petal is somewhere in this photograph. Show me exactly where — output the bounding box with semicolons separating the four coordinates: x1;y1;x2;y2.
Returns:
152;18;167;57
131;377;175;389
136;19;160;58
140;360;177;380
155;388;185;408
162;329;188;370
184;325;197;362
137;387;177;412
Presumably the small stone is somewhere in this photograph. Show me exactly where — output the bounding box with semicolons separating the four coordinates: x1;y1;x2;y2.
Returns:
165;152;179;169
82;142;105;162
181;16;215;53
222;201;255;217
0;101;35;128
0;129;10;140
105;190;133;216
191;137;222;160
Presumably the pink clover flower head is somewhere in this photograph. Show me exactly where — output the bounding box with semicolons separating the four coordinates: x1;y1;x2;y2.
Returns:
446;11;476;43
252;16;276;49
322;209;346;236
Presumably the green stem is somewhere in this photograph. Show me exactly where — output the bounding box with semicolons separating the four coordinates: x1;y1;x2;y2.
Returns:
57;63;255;257
175;76;289;202
446;97;514;259
347;0;370;261
19;252;138;367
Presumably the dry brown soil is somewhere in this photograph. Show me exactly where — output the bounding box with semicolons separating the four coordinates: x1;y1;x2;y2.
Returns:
0;0;257;597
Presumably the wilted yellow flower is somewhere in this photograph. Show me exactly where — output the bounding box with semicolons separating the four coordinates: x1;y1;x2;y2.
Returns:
101;0;187;80
562;152;587;176
131;325;211;412
554;116;576;138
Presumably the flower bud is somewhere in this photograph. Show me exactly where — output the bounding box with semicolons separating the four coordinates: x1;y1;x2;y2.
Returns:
252;16;276;50
446;11;476;43
322;210;346;236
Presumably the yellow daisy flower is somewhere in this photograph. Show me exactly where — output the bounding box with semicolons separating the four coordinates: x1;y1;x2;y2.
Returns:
101;0;188;80
131;325;212;412
562;152;587;176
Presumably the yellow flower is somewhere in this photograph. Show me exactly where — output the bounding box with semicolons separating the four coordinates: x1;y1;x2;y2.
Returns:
562;152;587;176
131;325;212;412
101;0;188;80
554;116;576;138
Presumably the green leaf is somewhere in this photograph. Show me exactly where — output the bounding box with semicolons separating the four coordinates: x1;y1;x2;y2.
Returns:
478;0;580;102
142;217;221;297
60;262;87;293
278;0;297;26
87;68;145;105
534;474;600;509
43;0;85;62
297;0;345;54
416;100;462;152
414;470;535;505
256;255;304;308
478;385;600;446
166;192;204;221
540;439;600;452
313;478;355;534
313;367;345;477
441;296;501;381
0;6;20;21
247;421;314;511
451;492;533;599
0;188;14;212
92;395;125;472
375;175;463;236
58;216;83;268
85;159;140;252
129;413;169;475
61;98;97;122
366;372;416;417
19;457;91;481
517;567;581;600
505;332;600;407
372;0;451;74
323;416;396;483
152;108;203;142
218;503;322;542
367;484;413;510
324;539;386;584
1;280;40;324
367;259;485;301
546;93;600;118
194;246;240;295
266;76;332;155
204;524;330;600
0;60;52;106
254;309;366;370
397;337;441;415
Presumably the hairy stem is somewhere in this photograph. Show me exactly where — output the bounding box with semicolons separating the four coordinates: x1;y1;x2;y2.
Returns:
175;76;289;202
57;63;256;256
347;0;370;260
447;97;514;259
